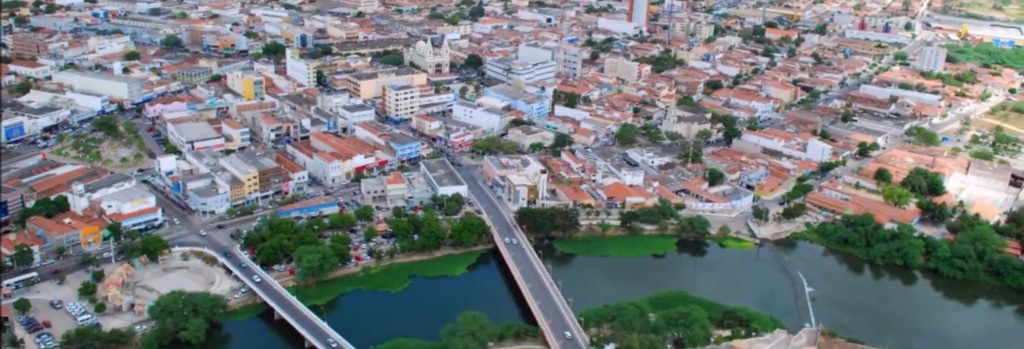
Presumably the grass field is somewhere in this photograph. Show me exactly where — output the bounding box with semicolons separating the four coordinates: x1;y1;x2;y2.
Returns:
709;236;757;249
978;101;1024;137
553;235;679;257
292;250;486;306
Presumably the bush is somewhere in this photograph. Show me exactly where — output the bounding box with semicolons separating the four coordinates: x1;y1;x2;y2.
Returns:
94;302;107;313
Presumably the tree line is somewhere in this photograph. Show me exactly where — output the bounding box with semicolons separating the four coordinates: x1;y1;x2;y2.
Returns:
377;311;539;349
807;212;1024;289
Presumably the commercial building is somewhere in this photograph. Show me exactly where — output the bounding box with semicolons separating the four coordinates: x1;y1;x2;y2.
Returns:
10;34;49;59
344;67;427;100
285;48;318;87
420;158;467;197
168;121;226;152
52;71;145;102
353;122;423;163
278;197;340;218
916;46;947;73
405;36;451;74
360;171;410;207
68;180;165;232
481;155;549;208
227;71;266;101
483;84;551;120
603;57;650;83
452;97;512;135
286;132;386;186
484;57;557;84
382;84;421;122
2;102;71;143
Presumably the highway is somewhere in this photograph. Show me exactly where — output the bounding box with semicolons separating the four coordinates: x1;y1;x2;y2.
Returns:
457;167;588;349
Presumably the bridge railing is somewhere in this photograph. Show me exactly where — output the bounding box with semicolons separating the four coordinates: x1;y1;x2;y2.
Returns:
171;244;351;349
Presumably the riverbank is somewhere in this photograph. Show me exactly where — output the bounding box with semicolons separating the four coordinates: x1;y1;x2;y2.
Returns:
376;311;541;349
552;234;757;257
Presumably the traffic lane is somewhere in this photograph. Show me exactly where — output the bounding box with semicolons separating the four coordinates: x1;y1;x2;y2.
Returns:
462;175;586;348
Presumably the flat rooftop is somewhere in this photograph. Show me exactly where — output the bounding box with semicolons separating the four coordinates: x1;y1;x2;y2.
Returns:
173;122;222;142
421;158;465;188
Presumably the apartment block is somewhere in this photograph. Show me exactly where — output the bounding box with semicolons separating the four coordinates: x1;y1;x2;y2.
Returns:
344;67;427;100
227;71;266;101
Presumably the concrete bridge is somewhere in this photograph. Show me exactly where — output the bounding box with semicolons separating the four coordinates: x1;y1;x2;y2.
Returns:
457;169;590;349
173;244;354;349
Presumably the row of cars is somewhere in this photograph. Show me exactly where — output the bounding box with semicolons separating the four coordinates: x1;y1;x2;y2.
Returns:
15;315;56;348
63;301;99;326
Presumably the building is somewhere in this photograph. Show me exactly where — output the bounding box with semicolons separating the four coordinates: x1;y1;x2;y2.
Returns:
227;71;266;101
627;0;650;28
481;155;549;208
0;231;43;267
452;97;511;135
420;158;467;196
405;36;450;74
286;132;385;186
52;71;145;102
278;197;340;218
507;125;556;150
68;181;165;232
168;121;226;152
603;57;650;83
360;171;410;207
555;46;585;79
353;122;423;163
484;44;557;84
221;118;252;150
344;67;427;100
285;48;318;87
25;213;104;252
10;33;49;59
338;0;381;12
916;46;947;73
483;84;551;120
382;84;421;122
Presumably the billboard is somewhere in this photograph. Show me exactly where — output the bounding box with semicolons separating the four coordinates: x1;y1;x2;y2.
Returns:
4;122;27;142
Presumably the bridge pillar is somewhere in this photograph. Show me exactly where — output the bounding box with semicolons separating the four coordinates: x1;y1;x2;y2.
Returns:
273;310;282;321
304;339;313;348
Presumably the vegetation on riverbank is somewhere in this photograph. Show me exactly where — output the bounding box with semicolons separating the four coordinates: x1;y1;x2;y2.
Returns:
376;312;540;349
553;235;679;257
796;211;1024;290
292;250;486;306
220;303;268;321
580;290;785;348
709;236;757;249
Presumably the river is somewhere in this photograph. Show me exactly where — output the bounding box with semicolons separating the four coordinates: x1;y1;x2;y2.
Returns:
200;241;1024;349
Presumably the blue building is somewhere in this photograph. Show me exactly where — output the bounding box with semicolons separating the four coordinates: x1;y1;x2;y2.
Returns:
388;133;422;163
278;197;340;218
484;84;551;120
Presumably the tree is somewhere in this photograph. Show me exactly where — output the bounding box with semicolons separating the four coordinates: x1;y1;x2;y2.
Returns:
900;167;946;197
450;214;490;247
354;205;375;222
657;306;714;348
615;123;639;146
78;281;97;298
873;168;893;184
123;51;141;61
91;269;105;283
380;54;404;66
856;141;879;157
107;221;124;242
676;216;712;235
905;126;940;146
60;327;133;349
464;54;484;69
94;302;107;313
780;203;807;220
11;244;34;267
696;129;713;142
705;168;726;186
261;41;287;60
528;142;547;153
13;298;31;314
146;291;227;346
362;225;377;242
294;245;339;281
917;199;952;222
550;133;573;152
881;185;913;207
327;213;356;230
160;35;183;50
55;246;67;259
328;234;353;265
78;253;97;266
514;207;580;236
139;235;170;261
441;311;496;349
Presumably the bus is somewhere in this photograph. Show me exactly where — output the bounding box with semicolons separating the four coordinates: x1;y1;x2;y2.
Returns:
2;272;40;290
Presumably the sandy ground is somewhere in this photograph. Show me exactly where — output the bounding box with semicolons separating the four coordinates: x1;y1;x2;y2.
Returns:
5;254;242;347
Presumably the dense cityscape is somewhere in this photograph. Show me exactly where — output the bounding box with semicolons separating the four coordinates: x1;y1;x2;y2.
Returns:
0;0;1022;348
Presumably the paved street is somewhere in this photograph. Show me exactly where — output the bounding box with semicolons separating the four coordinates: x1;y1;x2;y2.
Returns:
457;166;587;349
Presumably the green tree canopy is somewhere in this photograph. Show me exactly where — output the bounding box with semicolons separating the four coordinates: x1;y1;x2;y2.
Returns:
145;291;228;346
294;245;339;280
440;311;495;349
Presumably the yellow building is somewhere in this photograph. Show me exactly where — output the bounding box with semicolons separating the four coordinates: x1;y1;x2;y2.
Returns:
227;71;266;101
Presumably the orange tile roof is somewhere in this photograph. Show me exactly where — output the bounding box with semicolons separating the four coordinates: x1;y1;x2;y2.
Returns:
274;153;304;173
0;230;45;254
106;206;161;222
384;171;405;186
30;167;90;192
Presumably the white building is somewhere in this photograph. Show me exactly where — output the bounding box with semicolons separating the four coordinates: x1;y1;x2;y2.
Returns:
285;48;317;87
383;84;421;122
8;60;52;79
555;45;585;79
86;35;134;55
52;71;145;102
597;17;644;36
739;129;834;162
421;158;468;197
628;0;650;27
405;36;450;74
452;97;511;135
168;121;226;152
916;46;947;73
484;44;557;84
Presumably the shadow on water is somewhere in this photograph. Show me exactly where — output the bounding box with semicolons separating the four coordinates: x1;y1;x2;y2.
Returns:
675;239;709;258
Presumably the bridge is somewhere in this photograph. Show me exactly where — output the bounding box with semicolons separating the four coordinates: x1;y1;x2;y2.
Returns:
173;243;354;349
456;168;589;349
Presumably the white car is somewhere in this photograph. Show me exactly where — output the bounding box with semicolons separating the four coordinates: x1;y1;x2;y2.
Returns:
511;238;518;245
252;275;262;283
326;338;338;348
199;230;207;236
504;238;511;244
134;325;148;333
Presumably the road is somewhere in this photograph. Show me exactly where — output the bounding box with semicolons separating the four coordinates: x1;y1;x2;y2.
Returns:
458;167;587;349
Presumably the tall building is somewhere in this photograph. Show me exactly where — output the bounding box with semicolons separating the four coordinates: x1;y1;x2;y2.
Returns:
11;33;49;59
555;46;585;79
916;46;947;73
285;48;318;87
627;0;650;28
227;71;266;101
